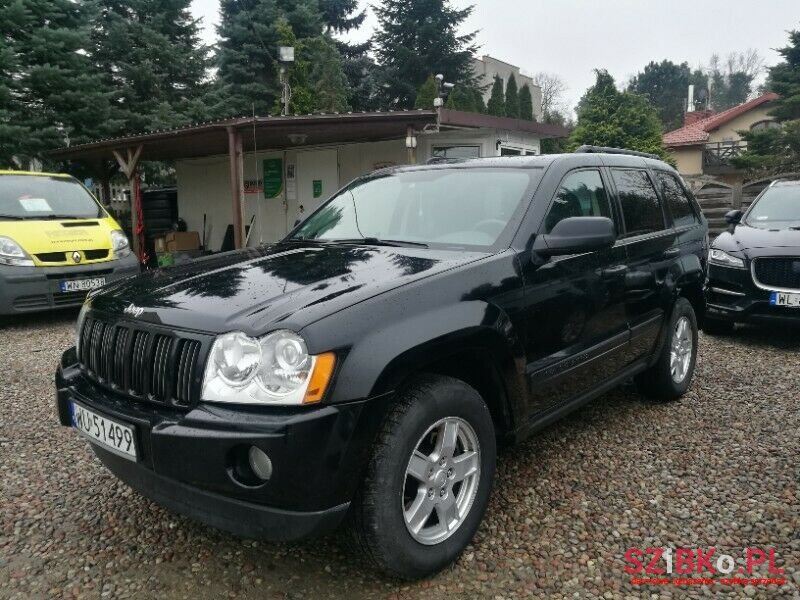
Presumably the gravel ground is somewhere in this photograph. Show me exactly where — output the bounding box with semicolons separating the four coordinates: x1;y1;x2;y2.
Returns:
0;310;798;600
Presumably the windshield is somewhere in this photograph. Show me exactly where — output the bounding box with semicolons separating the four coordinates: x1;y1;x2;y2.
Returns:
746;184;800;229
290;167;540;249
0;175;104;220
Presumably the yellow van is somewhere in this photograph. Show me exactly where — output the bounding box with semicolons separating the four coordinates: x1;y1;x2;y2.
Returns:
0;171;140;315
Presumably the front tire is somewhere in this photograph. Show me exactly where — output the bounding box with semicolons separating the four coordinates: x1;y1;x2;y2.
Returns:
351;374;496;579
636;297;698;401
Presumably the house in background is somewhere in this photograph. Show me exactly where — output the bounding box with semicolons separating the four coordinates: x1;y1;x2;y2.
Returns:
663;92;780;185
663;92;781;236
472;55;543;121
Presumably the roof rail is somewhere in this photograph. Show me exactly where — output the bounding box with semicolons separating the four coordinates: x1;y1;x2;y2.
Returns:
574;145;661;160
425;156;468;165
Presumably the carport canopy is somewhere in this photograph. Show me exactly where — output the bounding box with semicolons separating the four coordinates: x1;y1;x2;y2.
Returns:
49;109;569;250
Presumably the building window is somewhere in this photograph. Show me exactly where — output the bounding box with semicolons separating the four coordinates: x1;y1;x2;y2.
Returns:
500;147;523;156
432;145;481;159
750;120;781;131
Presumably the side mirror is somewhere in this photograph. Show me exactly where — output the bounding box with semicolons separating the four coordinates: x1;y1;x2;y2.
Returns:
724;209;743;225
532;216;616;258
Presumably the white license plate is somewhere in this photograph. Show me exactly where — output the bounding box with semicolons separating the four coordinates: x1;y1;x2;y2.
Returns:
770;292;800;308
70;402;137;461
60;277;106;293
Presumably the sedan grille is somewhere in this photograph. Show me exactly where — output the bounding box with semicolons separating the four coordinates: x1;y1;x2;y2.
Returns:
753;257;800;291
77;316;206;407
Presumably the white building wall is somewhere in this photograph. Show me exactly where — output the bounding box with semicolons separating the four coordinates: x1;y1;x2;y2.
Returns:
472;55;543;121
174;129;542;248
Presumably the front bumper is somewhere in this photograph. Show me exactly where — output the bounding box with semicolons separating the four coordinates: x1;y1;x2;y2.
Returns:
55;348;392;541
0;255;140;315
704;263;800;326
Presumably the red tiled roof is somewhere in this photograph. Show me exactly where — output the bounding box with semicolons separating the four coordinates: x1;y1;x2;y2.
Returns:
663;92;779;147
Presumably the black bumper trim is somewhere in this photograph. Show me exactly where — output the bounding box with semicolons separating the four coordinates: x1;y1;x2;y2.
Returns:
94;446;350;541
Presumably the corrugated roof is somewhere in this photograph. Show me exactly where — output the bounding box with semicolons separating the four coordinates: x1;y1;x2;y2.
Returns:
663;92;779;147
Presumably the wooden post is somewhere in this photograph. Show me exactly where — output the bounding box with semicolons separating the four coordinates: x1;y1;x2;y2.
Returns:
406;126;417;164
227;126;245;249
113;145;144;257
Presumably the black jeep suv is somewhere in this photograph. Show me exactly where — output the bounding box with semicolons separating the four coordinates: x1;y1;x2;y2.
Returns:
704;178;800;333
56;148;708;579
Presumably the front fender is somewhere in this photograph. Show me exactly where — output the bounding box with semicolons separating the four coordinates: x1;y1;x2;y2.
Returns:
330;300;524;403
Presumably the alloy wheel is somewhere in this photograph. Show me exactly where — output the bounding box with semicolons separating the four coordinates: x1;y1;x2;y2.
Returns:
402;416;481;545
670;316;694;383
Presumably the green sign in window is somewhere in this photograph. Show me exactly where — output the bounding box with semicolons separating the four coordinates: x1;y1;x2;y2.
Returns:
313;179;322;198
263;158;283;198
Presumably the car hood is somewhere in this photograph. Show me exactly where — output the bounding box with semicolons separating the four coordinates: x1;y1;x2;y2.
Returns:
90;242;486;334
717;224;800;253
1;218;116;255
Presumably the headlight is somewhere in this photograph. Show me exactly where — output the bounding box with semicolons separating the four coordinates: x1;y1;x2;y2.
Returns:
709;248;745;269
110;230;131;258
202;330;336;405
0;236;34;267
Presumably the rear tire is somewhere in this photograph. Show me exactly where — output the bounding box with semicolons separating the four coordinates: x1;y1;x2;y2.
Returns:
636;298;698;401
702;316;735;336
351;374;496;580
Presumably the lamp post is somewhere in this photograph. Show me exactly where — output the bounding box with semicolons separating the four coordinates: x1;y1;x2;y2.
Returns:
278;46;295;116
433;74;455;108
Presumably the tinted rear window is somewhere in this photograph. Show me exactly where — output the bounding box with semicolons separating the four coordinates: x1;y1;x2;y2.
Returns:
611;169;665;237
655;171;698;228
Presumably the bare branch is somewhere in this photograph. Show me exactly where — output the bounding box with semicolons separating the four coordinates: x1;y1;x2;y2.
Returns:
532;71;568;115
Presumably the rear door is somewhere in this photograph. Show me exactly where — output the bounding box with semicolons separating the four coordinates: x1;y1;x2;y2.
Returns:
521;168;630;413
608;167;677;360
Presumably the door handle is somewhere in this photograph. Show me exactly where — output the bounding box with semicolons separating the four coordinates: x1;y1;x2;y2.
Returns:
663;248;681;259
602;265;628;278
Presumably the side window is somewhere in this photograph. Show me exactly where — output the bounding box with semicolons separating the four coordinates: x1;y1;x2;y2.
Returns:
654;171;698;228
610;169;665;237
544;170;612;233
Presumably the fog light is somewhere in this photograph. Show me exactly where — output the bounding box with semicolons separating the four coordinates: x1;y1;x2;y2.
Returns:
248;446;273;481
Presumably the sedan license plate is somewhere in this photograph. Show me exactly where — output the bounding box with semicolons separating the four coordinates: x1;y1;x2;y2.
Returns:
70;402;137;461
770;292;800;308
59;277;106;293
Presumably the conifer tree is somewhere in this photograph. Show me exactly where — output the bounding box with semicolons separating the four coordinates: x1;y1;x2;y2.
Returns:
0;0;112;166
570;70;668;160
93;0;209;132
519;84;534;121
505;73;520;119
414;75;438;110
373;0;478;109
487;75;505;117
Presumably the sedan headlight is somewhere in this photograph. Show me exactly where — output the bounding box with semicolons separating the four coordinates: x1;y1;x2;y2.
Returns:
202;330;336;405
0;236;34;267
709;248;745;269
110;229;131;258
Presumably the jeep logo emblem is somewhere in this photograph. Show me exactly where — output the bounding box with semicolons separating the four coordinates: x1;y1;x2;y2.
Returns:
72;251;82;264
123;304;145;318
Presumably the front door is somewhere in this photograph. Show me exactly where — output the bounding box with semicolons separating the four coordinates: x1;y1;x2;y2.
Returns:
521;168;630;414
295;149;340;218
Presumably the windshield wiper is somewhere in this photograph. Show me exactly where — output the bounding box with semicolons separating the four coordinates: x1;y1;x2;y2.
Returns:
337;237;429;248
0;214;27;220
36;214;91;220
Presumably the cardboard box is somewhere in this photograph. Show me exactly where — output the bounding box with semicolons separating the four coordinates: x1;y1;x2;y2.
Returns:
165;231;200;252
154;237;166;253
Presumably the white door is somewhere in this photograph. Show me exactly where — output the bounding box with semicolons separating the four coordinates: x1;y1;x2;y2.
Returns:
296;149;339;218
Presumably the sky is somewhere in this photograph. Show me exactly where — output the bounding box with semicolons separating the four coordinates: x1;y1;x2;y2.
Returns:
190;0;800;112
